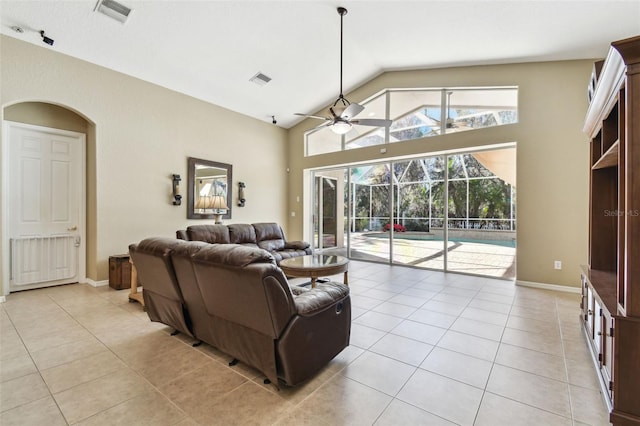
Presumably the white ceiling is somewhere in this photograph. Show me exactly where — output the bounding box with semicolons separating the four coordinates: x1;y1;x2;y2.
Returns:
2;1;639;128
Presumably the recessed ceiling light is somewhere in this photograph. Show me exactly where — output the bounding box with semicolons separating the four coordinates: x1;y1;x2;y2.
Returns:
95;0;132;24
11;26;24;33
249;72;272;86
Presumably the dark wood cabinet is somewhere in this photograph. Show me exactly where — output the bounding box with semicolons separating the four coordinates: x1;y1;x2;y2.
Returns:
581;35;640;426
109;254;131;290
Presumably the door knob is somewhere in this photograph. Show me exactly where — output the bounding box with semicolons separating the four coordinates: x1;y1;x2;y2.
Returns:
67;226;77;231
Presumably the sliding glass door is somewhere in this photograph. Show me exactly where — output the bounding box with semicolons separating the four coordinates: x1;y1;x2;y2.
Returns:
311;146;516;279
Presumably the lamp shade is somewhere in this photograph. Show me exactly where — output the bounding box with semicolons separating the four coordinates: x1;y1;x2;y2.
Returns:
210;195;228;210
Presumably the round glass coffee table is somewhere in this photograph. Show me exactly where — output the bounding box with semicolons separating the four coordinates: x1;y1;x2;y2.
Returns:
279;254;349;288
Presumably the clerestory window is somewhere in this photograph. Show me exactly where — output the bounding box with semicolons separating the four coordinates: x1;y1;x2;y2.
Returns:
305;87;518;156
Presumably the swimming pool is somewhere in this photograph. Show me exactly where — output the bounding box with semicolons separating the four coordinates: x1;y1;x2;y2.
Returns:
364;232;516;248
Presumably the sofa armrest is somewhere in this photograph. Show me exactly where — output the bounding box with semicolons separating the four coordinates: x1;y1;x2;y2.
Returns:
284;240;310;250
293;282;349;316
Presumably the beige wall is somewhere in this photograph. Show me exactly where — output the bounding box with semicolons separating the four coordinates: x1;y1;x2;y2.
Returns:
1;35;289;287
287;61;593;289
0;34;593;291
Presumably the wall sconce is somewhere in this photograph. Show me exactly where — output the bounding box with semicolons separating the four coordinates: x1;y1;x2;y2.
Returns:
238;182;246;207
172;174;182;205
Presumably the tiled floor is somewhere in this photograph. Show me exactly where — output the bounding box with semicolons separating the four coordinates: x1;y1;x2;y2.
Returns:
0;261;610;425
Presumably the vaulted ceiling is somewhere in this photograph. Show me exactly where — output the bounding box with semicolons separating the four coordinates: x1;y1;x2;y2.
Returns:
2;1;639;128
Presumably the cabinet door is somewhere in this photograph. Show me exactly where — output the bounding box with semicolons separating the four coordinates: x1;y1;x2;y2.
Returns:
602;313;613;399
587;287;595;337
593;301;602;356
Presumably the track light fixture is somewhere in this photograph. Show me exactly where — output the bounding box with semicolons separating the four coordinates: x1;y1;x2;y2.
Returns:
40;30;54;46
272;116;277;125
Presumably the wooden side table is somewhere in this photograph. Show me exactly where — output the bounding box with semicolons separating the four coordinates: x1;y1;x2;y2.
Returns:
128;259;144;306
279;254;349;288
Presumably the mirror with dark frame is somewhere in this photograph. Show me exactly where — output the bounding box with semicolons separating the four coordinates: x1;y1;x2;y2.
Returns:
187;157;233;220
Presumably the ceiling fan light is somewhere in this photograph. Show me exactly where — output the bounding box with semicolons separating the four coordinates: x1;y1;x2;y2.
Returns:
331;121;352;134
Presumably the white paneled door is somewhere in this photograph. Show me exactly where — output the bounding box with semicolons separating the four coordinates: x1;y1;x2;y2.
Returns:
7;122;85;291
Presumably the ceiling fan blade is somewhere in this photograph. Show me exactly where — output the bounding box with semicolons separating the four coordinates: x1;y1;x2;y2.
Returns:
341;103;364;120
351;118;393;127
294;113;329;121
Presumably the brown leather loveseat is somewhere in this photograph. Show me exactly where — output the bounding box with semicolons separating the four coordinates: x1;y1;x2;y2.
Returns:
176;222;311;264
129;237;351;386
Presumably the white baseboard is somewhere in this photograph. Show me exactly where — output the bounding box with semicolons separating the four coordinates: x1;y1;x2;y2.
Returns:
516;280;581;294
86;278;108;287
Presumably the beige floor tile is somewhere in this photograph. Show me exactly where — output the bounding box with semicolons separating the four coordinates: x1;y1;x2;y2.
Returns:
173;417;201;426
20;324;94;353
342;351;416;396
431;293;473;307
563;338;594;364
350;323;387;349
41;350;125;393
0;372;50;413
0;353;37;383
501;327;564;356
420;347;493;389
460;306;508;326
108;331;189;370
290;375;392;425
391;320;447;345
436;330;499;361
369;333;433;366
509;303;558;321
374;399;456;425
78;389;186;426
421;299;466;316
273;409;332;426
408;308;457;328
570;385;611;425
136;342;211;386
507;314;562;335
440;286;479;298
53;368;152;424
473;291;514;305
190;381;291;425
486;364;571;417
158;361;247;415
495;343;567;382
354;310;405;332
475;392;572;426
401;288;439;299
0;395;67;426
30;336;107;371
388;293;431;308
362;288;398;301
397;368;484;425
351;294;385;310
450;317;504;341
566;357;602;390
467;298;511;314
0;329;29;361
372;301;418;318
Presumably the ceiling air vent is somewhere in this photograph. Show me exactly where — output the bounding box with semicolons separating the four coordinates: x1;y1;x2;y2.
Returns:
249;72;272;86
95;0;132;24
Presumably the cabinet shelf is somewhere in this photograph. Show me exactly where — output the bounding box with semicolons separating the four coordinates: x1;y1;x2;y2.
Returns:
592;139;619;170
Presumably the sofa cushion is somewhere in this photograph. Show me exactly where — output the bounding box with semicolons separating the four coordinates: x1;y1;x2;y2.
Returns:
193;244;275;268
228;224;257;245
187;225;230;244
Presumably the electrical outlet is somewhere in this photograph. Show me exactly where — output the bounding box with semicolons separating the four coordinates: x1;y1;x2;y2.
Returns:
290;211;296;217
554;260;562;270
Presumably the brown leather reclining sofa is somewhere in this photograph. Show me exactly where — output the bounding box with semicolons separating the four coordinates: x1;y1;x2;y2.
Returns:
176;222;311;264
129;237;351;386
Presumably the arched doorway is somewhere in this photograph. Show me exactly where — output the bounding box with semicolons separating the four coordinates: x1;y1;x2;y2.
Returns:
2;101;95;296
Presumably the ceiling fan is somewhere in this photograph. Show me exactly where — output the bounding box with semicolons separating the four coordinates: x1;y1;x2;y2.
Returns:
295;7;392;135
